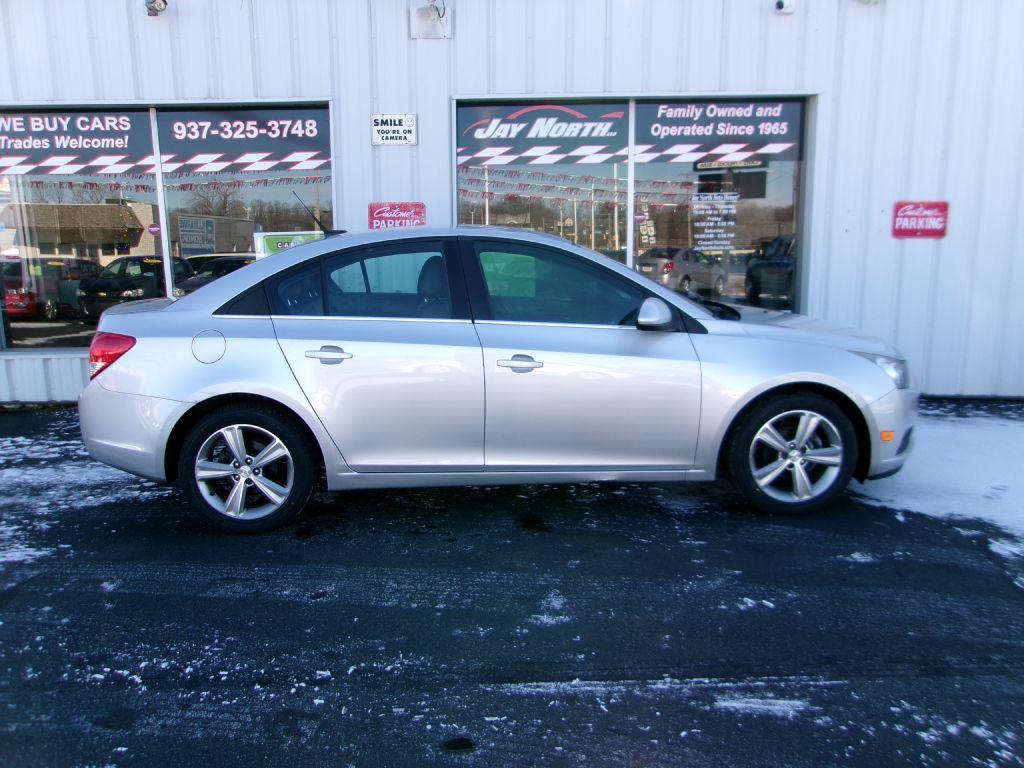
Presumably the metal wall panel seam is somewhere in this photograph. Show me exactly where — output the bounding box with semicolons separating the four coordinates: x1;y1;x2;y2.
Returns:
919;1;964;392
956;0;1003;394
123;0;143;99
854;5;888;332
890;0;926;349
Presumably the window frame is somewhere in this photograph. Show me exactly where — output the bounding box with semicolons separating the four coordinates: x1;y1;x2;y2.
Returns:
457;236;692;331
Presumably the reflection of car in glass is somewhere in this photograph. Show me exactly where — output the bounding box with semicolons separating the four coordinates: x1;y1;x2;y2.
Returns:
2;258;101;320
79;227;916;533
186;253;247;274
178;255;256;294
745;236;796;306
77;256;193;321
635;247;727;296
598;248;627;264
2;259;34;318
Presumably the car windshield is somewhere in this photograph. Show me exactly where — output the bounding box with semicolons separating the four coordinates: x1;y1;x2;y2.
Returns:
97;260;127;278
1;262;21;279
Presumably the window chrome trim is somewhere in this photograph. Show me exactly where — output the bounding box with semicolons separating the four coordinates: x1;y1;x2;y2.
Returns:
266;314;472;324
475;320;637;331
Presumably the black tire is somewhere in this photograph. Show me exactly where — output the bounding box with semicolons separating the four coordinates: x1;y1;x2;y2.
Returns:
177;405;317;532
42;300;59;321
679;276;691;293
714;276;725;296
726;392;858;515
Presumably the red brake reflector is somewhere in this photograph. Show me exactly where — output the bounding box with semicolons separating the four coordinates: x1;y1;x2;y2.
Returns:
89;332;136;379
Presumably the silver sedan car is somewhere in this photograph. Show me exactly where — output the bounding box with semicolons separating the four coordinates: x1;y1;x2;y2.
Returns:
79;227;916;532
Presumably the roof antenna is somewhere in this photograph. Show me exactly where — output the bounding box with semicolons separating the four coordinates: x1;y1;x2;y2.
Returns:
292;191;345;236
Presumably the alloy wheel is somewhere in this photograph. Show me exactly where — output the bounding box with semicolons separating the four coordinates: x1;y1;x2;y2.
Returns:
748;409;844;503
194;424;294;520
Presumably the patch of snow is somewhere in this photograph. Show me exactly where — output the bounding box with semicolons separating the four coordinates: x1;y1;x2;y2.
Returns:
856;417;1024;537
838;552;876;564
528;613;571;626
0;521;52;564
989;539;1024;560
713;696;811;718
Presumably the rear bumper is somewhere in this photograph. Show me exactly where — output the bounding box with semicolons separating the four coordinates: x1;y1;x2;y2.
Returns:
864;387;918;479
4;298;39;316
79;380;183;481
79;297;126;319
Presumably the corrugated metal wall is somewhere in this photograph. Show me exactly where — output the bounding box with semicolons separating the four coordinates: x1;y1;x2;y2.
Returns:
0;0;1021;396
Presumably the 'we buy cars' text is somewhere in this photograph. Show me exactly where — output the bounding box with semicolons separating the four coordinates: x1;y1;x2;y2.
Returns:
0;114;133;150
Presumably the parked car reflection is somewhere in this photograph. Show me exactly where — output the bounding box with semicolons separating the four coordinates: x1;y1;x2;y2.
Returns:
178;254;256;294
635;247;728;296
3;257;102;320
745;236;796;307
77;255;193;322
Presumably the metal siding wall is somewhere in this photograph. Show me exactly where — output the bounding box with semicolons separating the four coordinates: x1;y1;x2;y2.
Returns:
0;0;1021;396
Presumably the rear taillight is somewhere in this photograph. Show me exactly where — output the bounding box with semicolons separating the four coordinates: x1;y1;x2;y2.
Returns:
89;332;136;379
661;262;675;274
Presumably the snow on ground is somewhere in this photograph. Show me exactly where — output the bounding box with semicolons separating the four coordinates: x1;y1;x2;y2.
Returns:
855;415;1024;538
712;696;812;718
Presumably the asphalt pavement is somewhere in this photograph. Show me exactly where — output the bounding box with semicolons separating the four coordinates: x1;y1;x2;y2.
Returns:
1;407;1022;767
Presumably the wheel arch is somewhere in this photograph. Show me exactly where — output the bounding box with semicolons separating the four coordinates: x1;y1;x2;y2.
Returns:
715;382;872;482
163;393;328;483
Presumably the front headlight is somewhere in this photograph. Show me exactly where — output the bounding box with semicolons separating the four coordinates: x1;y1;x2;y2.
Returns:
172;287;185;297
853;352;911;389
120;288;145;298
76;288;86;297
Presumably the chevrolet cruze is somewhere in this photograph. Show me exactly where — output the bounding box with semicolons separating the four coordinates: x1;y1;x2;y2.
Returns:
79;227;916;532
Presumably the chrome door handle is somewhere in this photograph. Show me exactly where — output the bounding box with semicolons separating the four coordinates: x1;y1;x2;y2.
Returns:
497;354;543;372
305;345;353;364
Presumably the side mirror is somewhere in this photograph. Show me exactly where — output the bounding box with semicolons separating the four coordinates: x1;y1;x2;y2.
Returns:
636;297;675;331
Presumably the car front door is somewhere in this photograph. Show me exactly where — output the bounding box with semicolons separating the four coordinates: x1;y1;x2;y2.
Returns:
270;239;484;472
461;237;702;471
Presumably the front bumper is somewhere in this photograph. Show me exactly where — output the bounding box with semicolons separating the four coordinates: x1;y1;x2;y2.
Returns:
864;387;918;479
79;380;183;481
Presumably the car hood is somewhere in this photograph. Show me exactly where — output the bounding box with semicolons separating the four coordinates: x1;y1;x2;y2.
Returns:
732;306;901;357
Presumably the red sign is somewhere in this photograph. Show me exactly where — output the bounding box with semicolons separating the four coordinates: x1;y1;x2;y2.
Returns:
368;202;426;229
892;201;948;238
147;223;161;236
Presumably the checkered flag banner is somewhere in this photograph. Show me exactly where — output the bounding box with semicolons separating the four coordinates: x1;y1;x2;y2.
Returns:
457;141;796;167
0;151;331;176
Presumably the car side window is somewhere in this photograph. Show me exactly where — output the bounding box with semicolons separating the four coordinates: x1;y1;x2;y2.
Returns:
472;241;646;326
323;242;452;319
267;262;323;316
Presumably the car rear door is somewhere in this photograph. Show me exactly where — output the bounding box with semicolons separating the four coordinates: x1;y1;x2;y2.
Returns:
270;238;485;472
460;237;702;471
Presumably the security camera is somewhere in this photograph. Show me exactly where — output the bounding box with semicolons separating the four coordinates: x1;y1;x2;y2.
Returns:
145;0;168;16
774;0;796;13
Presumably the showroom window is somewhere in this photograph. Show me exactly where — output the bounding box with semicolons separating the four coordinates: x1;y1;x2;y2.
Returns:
456;98;805;311
456;102;629;259
0;104;331;349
